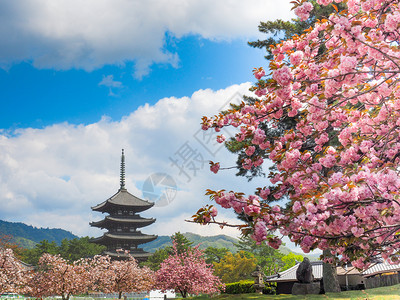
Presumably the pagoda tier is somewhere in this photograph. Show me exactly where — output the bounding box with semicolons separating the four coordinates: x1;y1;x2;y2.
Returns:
91;188;154;214
90;149;157;261
91;232;157;245
90;215;156;229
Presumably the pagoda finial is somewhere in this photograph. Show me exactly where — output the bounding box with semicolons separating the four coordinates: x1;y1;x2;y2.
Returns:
120;149;126;190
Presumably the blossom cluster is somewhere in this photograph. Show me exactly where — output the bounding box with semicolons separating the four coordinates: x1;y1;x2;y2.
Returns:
197;0;400;268
156;242;224;298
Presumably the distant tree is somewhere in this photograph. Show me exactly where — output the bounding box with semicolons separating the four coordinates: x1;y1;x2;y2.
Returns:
22;240;58;265
58;237;105;262
0;248;30;294
203;247;230;265
213;251;257;283
21;237;105;265
156;242;223;298
171;232;193;254
141;248;170;271
0;235;25;261
234;235;303;276
91;253;155;299
281;252;304;271
29;254;89;300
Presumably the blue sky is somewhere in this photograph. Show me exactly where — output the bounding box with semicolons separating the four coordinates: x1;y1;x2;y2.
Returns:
0;36;266;130
0;0;296;240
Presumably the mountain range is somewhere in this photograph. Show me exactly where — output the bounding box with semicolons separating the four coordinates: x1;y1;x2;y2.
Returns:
0;219;318;259
0;220;78;248
0;219;241;252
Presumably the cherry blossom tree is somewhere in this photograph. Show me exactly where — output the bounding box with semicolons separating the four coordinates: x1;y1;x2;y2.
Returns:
193;0;400;269
156;242;224;298
29;254;90;300
90;253;155;299
0;248;30;294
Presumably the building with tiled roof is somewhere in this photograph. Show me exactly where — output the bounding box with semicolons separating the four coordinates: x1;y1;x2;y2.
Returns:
267;258;400;294
90;150;157;261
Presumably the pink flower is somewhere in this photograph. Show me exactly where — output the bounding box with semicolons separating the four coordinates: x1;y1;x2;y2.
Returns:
254;69;265;80
384;12;400;32
259;188;270;200
255;89;267;97
339;55;358;74
290;51;304;66
267;237;282;249
216;134;226;143
252;220;268;243
245;146;256;156
210;206;218;217
209;162;220;174
273;66;293;86
294;2;314;21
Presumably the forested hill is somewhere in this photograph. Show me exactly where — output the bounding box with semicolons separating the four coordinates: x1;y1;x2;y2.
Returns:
142;232;240;253
0;219;78;247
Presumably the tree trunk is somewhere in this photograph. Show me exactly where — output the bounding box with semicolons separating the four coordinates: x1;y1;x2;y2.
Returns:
118;291;123;299
322;249;341;293
62;293;70;300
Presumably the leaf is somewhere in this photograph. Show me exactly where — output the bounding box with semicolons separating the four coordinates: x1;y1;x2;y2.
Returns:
332;4;338;13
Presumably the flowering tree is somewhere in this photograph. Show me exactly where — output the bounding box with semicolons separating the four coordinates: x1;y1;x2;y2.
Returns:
0;248;30;294
193;0;400;269
90;253;155;299
156;242;224;298
29;254;90;300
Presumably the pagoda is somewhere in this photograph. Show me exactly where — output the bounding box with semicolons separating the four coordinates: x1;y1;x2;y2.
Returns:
90;149;157;261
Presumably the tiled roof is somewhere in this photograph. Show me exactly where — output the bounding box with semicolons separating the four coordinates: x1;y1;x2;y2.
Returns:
267;259;400;282
90;216;156;228
92;189;154;211
362;260;400;277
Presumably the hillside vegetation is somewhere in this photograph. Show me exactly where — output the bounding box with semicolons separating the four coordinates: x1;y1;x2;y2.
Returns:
0;220;78;247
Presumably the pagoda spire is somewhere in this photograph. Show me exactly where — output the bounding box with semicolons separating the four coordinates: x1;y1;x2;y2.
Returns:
120;149;126;190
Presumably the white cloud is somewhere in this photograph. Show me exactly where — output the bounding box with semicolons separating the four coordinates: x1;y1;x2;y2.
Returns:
99;74;123;96
0;0;294;77
99;75;123;88
0;82;271;239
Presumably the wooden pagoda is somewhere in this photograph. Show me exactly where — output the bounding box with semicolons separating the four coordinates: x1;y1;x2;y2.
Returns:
90;149;157;261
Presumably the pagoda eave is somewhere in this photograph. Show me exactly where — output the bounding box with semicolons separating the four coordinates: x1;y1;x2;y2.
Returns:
92;201;154;213
91;189;154;213
91;233;158;245
90;216;156;228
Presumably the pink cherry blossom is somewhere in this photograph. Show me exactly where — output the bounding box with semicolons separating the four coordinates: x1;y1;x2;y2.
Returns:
209;161;220;174
196;0;400;268
156;242;223;298
294;2;314;21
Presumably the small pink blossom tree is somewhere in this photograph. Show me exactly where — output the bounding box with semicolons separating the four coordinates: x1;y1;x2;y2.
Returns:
0;248;30;294
90;253;155;299
156;242;224;298
29;254;90;300
193;0;400;269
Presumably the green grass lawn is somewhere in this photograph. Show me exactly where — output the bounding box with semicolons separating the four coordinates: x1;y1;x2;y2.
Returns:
179;283;400;299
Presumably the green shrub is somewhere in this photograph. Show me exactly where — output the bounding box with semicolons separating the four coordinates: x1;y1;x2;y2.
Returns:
222;280;276;294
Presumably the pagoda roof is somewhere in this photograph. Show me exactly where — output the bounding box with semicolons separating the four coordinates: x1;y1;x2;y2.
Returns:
91;233;158;245
91;188;154;212
90;216;156;228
